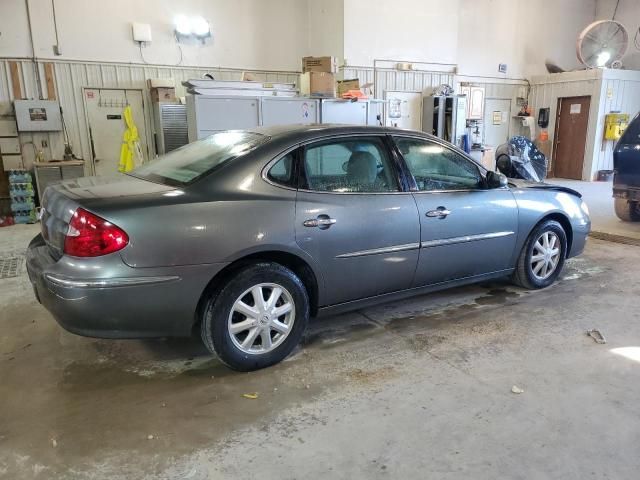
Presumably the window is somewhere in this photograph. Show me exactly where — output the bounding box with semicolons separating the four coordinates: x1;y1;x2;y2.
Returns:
302;138;399;193
395;137;483;191
267;153;296;187
129;131;266;186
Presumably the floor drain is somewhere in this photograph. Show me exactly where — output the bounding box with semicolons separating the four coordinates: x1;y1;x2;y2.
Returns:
590;231;640;247
0;256;22;279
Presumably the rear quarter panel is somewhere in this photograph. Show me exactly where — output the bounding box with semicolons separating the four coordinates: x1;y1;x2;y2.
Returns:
107;187;299;269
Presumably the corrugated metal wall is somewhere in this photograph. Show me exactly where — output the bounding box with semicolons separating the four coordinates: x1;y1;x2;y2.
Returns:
0;58;298;171
529;70;602;180
342;66;455;97
593;74;640;175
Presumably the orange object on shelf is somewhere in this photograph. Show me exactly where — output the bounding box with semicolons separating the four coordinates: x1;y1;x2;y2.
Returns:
341;89;367;100
539;130;549;141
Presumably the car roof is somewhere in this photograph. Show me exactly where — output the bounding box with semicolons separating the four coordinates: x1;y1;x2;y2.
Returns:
247;124;434;143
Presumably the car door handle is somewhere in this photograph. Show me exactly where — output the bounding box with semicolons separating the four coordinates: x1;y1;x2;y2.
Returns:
425;207;451;219
303;216;337;229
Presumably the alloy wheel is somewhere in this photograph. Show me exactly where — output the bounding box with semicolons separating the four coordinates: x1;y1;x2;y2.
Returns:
228;283;295;355
531;231;561;280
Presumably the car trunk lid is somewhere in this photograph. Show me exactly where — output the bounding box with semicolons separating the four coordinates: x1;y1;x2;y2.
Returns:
40;175;174;257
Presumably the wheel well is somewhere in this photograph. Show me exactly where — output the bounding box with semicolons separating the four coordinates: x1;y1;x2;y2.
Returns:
193;251;320;333
540;213;573;253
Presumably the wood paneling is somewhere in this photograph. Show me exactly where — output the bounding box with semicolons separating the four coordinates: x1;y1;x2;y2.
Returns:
8;61;22;99
44;63;56;100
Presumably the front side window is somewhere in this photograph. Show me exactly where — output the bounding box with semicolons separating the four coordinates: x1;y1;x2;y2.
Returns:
302;137;399;193
394;137;483;191
129;131;266;186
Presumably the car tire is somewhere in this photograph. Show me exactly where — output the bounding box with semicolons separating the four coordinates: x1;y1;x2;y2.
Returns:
512;220;567;290
201;262;309;371
614;198;640;222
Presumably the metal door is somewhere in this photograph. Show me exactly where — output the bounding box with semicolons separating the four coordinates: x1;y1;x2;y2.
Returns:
411;190;518;285
392;135;518;286
84;89;149;176
553;96;591;179
294;136;420;305
483;98;511;148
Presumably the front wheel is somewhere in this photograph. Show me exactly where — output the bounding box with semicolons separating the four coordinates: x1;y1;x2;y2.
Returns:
201;262;309;371
512;220;567;289
614;198;640;222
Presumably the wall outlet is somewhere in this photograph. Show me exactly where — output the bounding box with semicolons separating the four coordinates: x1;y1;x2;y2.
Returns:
53;44;62;56
41;139;48;148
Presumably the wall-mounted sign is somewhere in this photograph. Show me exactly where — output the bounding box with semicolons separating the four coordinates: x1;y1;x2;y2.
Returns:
570;104;581;114
492;111;502;125
28;108;48;121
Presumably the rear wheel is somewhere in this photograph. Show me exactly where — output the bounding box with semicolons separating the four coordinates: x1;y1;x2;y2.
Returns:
512;220;567;289
201;262;309;371
614;198;640;222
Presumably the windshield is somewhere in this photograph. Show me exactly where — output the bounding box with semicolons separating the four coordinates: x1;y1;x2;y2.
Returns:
128;131;266;186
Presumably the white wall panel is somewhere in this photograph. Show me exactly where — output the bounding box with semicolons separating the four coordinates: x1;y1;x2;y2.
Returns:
0;58;298;171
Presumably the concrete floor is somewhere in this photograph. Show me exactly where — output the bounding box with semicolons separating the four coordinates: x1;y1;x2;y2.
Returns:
1;224;640;479
548;179;640;240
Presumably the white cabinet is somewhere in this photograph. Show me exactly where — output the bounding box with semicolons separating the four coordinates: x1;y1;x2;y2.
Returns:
320;99;368;125
460;86;485;120
261;98;319;126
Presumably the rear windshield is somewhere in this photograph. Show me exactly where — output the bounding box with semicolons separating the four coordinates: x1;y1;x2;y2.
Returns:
128;131;266;186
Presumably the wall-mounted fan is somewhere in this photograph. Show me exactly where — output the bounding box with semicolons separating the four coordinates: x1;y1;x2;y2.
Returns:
577;20;629;69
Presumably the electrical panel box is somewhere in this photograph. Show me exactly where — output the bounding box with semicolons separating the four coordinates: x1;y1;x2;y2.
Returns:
604;113;629;141
132;23;152;42
14;100;62;132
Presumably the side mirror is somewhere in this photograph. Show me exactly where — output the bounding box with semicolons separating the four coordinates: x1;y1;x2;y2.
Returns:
486;171;508;189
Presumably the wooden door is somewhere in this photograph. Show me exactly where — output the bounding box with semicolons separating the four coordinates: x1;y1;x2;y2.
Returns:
552;96;591;179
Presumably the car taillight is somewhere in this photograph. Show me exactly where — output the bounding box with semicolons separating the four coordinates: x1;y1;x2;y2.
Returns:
64;208;129;257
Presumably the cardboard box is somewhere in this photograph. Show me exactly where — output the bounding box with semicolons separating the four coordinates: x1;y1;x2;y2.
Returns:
151;87;176;103
147;78;175;88
337;78;360;96
302;56;337;73
299;72;336;98
1;155;24;171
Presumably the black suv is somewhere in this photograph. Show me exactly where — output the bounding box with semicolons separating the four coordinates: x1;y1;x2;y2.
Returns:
614;113;640;221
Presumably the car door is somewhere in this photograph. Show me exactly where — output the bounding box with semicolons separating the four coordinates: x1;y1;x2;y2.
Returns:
392;135;518;286
294;135;420;306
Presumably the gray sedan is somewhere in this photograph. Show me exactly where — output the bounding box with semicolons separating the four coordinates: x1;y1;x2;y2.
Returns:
27;125;591;371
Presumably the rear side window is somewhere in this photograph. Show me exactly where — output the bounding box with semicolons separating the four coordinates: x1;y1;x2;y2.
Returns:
302;137;399;193
267;153;296;188
129;131;265;186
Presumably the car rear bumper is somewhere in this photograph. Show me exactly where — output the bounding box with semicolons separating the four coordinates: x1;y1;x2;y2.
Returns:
613;186;640;202
26;234;227;338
